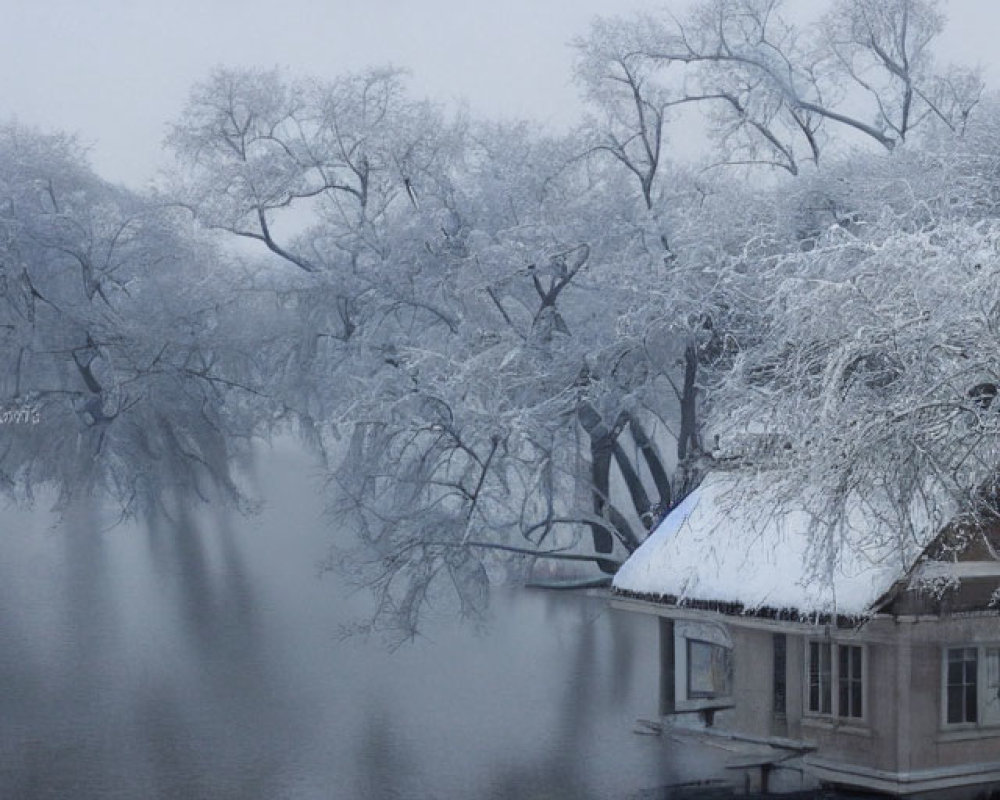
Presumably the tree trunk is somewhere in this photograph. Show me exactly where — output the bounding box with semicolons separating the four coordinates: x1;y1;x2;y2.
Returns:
626;413;672;516
579;402;648;571
589;432;615;561
677;342;701;464
611;440;651;530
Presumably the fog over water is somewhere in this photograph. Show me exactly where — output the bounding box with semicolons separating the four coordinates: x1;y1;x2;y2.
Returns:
0;442;717;799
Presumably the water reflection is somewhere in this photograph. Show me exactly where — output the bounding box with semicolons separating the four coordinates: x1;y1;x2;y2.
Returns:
0;445;705;799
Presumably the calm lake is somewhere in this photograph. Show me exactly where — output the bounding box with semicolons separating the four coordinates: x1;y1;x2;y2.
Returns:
0;443;724;799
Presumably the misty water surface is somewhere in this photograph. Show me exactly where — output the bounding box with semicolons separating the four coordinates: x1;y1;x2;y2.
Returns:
0;443;721;799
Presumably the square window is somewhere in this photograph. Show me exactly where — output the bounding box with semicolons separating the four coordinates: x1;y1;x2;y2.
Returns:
686;638;732;699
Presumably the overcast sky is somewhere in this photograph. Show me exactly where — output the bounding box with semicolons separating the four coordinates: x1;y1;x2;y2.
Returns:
1;0;997;188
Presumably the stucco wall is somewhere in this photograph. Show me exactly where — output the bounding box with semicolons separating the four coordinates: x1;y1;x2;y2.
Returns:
784;631;895;773
722;625;776;739
627;599;1000;785
905;616;1000;770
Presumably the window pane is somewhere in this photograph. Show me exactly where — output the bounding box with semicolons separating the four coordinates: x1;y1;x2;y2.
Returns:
688;639;732;699
984;649;1000;726
946;647;978;725
837;645;863;719
808;642;818;712
773;634;786;716
948;686;964;724
809;641;833;715
688;640;714;697
821;643;831;714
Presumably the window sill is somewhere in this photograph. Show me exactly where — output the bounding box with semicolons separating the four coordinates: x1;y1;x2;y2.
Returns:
801;716;871;737
937;726;1000;743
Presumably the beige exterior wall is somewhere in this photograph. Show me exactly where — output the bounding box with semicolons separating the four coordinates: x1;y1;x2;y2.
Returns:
716;625;774;738
785;632;897;774
612;596;1000;793
905;616;1000;770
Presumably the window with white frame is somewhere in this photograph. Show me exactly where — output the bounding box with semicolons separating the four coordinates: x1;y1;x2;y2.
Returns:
944;646;1000;727
674;621;733;707
807;641;864;720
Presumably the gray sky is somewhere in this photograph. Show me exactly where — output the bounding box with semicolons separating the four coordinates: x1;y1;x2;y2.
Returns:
1;0;997;188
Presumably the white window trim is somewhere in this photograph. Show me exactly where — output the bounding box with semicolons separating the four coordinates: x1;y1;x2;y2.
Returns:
803;639;868;724
940;644;1000;731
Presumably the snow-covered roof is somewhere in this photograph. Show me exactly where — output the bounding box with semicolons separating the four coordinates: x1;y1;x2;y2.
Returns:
612;472;941;618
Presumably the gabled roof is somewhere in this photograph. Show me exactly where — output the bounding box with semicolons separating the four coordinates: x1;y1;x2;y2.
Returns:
611;472;947;619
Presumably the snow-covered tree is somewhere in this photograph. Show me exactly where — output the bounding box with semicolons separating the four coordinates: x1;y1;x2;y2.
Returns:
575;0;982;173
0;125;258;516
156;2;996;639
702;121;1000;576
166;65;708;639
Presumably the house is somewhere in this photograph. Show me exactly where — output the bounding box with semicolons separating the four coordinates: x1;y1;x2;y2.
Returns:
610;472;1000;796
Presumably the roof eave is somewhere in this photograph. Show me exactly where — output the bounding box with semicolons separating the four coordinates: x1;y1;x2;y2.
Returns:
611;587;870;630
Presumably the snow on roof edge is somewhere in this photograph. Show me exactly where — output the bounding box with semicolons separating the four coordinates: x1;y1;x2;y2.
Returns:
611;472;934;618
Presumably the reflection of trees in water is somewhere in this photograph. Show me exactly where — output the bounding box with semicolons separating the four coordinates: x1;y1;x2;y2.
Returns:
0;486;294;798
1;497;683;798
486;761;595;800
482;599;603;800
137;492;292;798
610;607;637;705
145;493;259;663
134;678;285;800
354;702;418;800
61;498;116;687
505;594;683;800
0;523;48;744
0;497;132;798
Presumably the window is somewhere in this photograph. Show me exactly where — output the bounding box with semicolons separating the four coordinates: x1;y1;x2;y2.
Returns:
943;646;1000;727
773;633;787;717
947;648;978;724
838;645;863;719
807;640;864;720
687;638;732;699
674;621;733;709
987;648;1000;724
808;641;832;715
